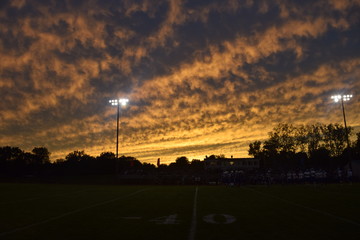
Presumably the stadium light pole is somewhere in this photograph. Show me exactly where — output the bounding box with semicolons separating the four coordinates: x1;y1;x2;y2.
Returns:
109;98;129;159
331;94;353;148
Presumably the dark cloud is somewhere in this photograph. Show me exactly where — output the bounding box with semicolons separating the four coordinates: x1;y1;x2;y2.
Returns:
54;39;105;62
0;0;359;163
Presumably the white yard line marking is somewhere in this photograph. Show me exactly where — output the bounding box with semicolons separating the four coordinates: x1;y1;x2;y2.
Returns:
0;188;149;237
243;187;360;227
188;186;199;240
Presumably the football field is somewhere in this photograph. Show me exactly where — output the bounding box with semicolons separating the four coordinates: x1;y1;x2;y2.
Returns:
0;183;359;240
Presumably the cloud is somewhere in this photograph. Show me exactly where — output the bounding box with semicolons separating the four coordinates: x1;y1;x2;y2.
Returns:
0;0;359;164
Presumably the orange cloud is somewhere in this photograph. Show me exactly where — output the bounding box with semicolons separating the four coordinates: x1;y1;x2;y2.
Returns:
0;0;359;164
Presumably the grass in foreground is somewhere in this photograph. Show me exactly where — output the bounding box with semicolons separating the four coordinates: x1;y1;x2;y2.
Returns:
0;183;359;240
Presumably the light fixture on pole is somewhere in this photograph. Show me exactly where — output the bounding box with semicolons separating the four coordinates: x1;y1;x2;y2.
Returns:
109;98;129;159
331;94;353;148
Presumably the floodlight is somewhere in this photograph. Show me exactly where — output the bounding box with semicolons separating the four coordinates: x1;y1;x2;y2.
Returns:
108;98;129;161
331;93;353;151
331;94;353;102
119;98;129;106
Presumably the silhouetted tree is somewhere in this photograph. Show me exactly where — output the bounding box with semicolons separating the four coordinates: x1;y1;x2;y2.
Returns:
355;132;360;159
295;124;308;152
0;146;24;162
65;150;86;163
31;147;50;165
323;123;351;156
269;123;297;153
0;146;26;175
96;152;116;174
309;147;331;168
189;159;204;174
118;156;142;173
248;141;262;158
175;156;190;166
79;154;96;174
99;152;116;159
294;152;308;169
247;123;356;170
306;123;323;154
142;162;156;173
262;138;279;158
204;155;224;160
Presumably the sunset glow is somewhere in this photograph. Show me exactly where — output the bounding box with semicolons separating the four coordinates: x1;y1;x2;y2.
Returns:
0;0;359;164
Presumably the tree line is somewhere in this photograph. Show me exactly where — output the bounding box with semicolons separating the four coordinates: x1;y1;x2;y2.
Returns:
1;122;359;182
0;147;205;182
248;123;360;170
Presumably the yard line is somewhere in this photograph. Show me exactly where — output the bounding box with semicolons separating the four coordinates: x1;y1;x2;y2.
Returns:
188;186;199;240
0;188;149;237
242;187;360;227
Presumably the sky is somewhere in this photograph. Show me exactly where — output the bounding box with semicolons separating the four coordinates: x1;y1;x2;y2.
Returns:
0;0;359;164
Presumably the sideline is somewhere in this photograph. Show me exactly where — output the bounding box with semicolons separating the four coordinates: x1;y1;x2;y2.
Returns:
188;186;199;240
242;186;360;227
0;188;149;237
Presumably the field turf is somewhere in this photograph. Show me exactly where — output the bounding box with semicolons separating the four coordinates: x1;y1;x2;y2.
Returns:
0;183;360;240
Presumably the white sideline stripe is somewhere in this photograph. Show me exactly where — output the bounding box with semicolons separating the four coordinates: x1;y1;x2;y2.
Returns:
243;187;360;227
0;188;149;237
188;186;199;240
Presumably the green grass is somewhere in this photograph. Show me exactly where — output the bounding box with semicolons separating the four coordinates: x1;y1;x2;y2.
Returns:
0;183;360;240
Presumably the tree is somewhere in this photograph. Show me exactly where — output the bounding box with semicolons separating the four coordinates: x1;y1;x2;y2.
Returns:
268;123;297;153
31;147;50;164
0;146;26;175
98;152;115;160
96;152;116;173
117;156;142;172
262;138;279;158
295;124;308;153
309;147;331;168
323;124;351;157
190;159;204;172
306;123;323;154
355;132;360;158
142;162;156;172
247;123;357;170
248;141;262;158
175;156;190;166
65;150;86;163
0;146;24;162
